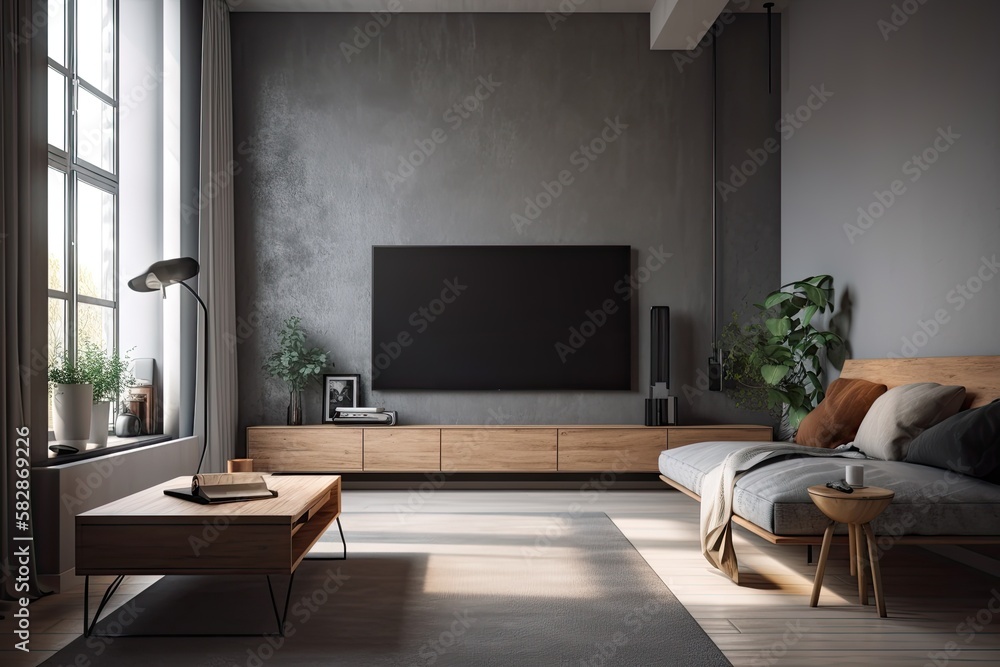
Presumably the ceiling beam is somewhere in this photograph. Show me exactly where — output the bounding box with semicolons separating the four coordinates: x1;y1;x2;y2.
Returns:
650;0;730;50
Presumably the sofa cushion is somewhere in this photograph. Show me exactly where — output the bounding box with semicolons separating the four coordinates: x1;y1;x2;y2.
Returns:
905;399;1000;480
660;442;1000;536
852;383;966;460
795;378;887;448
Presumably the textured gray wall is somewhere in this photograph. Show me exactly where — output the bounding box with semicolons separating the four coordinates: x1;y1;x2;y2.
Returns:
782;0;1000;361
231;13;781;441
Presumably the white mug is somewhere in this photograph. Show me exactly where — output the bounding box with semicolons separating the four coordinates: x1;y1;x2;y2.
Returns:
846;464;865;487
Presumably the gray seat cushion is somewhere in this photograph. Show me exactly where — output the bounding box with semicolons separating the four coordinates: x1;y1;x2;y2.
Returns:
659;442;1000;536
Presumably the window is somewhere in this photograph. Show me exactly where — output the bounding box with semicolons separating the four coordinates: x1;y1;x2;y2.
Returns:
48;0;119;427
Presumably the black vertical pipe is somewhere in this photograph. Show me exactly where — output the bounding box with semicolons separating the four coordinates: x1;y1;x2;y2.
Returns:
764;3;774;94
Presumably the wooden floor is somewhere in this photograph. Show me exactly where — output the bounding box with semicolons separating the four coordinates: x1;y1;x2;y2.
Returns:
3;489;999;666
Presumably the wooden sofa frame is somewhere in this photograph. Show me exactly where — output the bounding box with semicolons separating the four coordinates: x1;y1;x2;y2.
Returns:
659;355;1000;547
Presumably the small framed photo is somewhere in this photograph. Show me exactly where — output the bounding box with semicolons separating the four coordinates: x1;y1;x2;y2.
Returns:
323;374;361;422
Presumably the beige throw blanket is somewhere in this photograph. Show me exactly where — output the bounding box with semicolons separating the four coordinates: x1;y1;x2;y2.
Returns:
700;443;866;584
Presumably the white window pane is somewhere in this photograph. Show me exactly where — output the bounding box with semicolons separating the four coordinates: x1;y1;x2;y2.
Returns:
78;303;114;353
76;180;115;300
48;68;65;150
48;297;67;430
77;86;115;173
76;0;114;97
48;0;66;66
48;169;65;291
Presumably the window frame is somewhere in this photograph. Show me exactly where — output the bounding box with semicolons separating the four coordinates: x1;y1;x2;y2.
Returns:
48;0;120;425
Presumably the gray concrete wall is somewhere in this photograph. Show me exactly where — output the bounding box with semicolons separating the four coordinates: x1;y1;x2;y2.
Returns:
230;13;781;443
781;0;1000;361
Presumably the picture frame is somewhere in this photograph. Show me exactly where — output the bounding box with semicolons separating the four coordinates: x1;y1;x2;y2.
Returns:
323;374;361;423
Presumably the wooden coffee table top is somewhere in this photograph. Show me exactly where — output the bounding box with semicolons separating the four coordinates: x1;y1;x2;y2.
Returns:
808;484;894;525
77;474;340;526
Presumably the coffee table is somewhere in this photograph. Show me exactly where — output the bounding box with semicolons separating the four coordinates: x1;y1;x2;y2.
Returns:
75;474;344;637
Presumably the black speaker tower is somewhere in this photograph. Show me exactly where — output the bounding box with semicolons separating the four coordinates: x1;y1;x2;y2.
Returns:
645;306;678;426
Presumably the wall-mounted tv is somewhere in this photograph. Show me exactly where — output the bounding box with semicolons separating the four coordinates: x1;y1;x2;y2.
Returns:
372;245;632;390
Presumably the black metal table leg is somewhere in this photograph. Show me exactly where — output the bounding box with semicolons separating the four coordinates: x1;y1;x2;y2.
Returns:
266;571;298;636
83;574;126;638
304;516;347;561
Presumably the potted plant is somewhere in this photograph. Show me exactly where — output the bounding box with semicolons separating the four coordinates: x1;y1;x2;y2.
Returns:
753;275;846;433
720;312;778;417
79;344;135;448
263;316;332;425
49;350;93;447
720;277;848;438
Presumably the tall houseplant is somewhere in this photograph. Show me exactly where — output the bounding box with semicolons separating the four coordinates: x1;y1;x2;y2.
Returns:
754;275;845;430
49;351;92;447
263;317;332;425
80;344;135;447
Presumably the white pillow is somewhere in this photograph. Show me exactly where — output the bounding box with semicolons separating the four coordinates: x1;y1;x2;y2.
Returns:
852;382;966;460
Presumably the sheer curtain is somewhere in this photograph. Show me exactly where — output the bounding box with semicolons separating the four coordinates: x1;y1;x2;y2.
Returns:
1;0;47;599
196;0;237;472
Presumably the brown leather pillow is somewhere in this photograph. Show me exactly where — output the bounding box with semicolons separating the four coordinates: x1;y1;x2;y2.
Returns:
795;378;888;448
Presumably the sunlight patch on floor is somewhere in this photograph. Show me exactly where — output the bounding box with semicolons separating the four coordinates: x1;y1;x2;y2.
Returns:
422;552;600;599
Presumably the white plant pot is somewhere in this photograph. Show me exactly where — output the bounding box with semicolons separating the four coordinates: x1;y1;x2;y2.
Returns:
53;383;93;447
90;401;111;448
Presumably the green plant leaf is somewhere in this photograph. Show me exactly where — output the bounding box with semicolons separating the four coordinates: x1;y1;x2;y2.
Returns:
761;364;790;385
799;283;827;307
789;405;811;428
767;388;790;408
800;305;818;328
763;291;794;309
765;317;792;338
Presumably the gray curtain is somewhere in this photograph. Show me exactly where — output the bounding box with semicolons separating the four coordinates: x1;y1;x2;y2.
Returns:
1;0;46;600
196;0;237;473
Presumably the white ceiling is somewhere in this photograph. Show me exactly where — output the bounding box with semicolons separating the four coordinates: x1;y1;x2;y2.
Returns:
227;0;784;49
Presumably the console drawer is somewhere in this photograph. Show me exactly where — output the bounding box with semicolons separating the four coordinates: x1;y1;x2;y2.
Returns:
248;427;363;472
441;429;557;471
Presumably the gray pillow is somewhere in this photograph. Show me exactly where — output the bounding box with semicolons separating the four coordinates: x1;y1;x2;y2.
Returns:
852;382;966;460
905;399;1000;479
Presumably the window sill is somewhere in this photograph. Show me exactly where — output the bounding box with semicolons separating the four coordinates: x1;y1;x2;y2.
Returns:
35;434;173;467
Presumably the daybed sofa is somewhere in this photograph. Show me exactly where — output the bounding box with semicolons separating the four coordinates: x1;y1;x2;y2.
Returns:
659;356;1000;547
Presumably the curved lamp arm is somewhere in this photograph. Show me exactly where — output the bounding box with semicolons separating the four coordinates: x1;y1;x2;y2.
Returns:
127;257;210;475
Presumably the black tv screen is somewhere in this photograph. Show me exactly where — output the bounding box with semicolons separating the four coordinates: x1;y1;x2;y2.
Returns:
372;245;632;390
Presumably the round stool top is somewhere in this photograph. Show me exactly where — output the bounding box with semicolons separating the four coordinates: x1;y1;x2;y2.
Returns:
808;485;894;524
808;485;894;501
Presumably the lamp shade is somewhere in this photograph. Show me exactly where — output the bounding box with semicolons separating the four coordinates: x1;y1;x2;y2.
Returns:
127;257;200;293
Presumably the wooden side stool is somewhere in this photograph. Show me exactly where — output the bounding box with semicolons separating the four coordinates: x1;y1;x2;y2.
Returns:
807;484;895;618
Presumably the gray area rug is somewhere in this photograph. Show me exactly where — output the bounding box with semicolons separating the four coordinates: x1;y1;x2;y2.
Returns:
44;512;730;666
